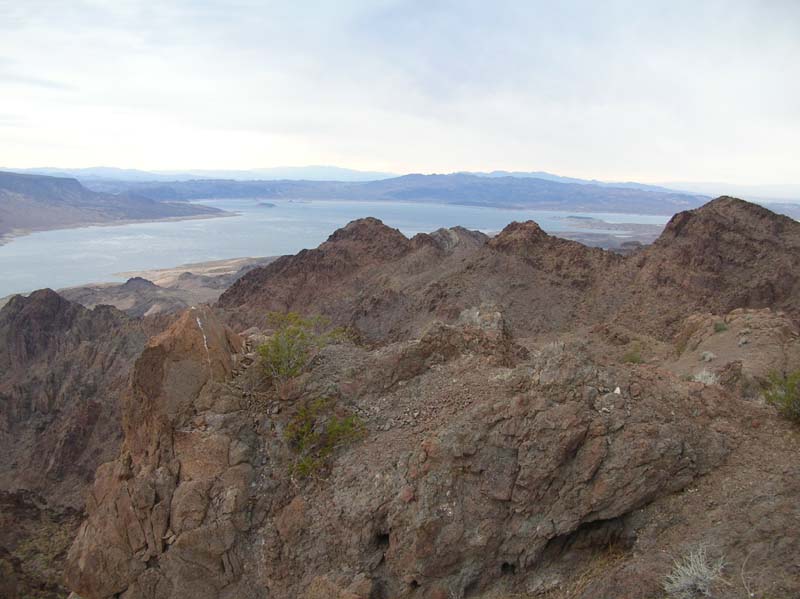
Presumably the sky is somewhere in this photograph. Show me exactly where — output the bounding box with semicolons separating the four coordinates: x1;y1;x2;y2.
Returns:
0;0;798;184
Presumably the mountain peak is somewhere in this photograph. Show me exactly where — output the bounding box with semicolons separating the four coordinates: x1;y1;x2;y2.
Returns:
658;195;800;243
326;217;405;243
324;217;412;260
487;220;549;253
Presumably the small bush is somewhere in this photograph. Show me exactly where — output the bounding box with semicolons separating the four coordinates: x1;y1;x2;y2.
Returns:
692;369;719;386
713;321;728;333
664;546;724;599
284;398;365;478
623;347;643;364
764;370;800;422
258;312;343;390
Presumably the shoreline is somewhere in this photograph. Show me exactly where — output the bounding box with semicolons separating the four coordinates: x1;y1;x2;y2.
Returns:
0;254;274;309
114;255;276;287
0;210;237;247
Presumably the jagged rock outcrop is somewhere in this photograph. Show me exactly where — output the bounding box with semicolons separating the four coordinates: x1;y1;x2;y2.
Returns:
0;289;146;501
65;306;247;598
219;218;619;341
0;289;147;597
64;309;785;598
239;339;740;599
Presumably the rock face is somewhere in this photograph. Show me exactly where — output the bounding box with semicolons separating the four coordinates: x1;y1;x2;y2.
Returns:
667;308;800;390
251;341;737;599
61;277;193;318
0;289;147;596
0;289;146;502
65;306;247;598
62;313;776;599
604;196;800;336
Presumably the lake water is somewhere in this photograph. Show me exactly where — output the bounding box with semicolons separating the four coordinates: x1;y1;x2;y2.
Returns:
0;199;669;297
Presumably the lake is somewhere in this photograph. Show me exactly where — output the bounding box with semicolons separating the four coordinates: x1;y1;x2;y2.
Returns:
0;199;669;297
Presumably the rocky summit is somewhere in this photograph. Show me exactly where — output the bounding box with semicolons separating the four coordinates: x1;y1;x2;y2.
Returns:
2;197;800;599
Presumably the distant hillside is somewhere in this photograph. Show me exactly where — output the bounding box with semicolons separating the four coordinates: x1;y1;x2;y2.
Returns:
6;165;396;183
471;170;678;193
0;171;224;243
88;173;708;215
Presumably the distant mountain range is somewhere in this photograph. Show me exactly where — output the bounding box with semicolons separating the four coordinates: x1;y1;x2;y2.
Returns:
3;165;396;183
0;171;223;243
468;170;678;193
81;172;707;215
6;165;797;204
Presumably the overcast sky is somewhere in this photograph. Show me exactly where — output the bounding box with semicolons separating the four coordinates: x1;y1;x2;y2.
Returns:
1;0;798;183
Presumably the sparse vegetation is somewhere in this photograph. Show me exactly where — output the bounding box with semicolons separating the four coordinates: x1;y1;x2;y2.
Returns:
663;546;725;599
623;344;644;364
284;397;365;478
764;370;800;422
258;312;343;390
713;321;729;333
692;369;719;386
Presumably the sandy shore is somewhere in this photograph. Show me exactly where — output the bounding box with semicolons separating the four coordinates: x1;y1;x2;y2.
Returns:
0;254;274;309
115;256;275;287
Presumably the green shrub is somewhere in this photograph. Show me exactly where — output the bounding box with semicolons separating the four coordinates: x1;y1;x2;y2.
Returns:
622;344;643;364
713;321;728;333
284;398;365;477
764;370;800;422
258;312;343;389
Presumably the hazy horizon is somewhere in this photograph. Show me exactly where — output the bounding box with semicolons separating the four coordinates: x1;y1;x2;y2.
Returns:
3;164;800;202
2;1;798;185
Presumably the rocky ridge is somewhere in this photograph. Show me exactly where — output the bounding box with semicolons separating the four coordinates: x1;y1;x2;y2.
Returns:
2;196;800;598
220;196;800;342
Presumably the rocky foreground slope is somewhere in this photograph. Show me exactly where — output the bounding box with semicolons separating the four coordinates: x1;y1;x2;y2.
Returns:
1;197;799;598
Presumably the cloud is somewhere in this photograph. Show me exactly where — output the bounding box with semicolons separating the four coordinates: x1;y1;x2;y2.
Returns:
0;0;797;183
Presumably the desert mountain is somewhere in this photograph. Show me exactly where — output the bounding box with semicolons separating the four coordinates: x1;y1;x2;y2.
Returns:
2;197;800;599
219;196;800;343
602;196;800;336
0;171;224;243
